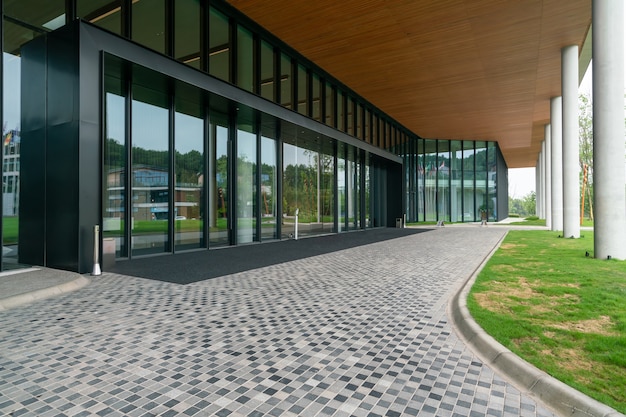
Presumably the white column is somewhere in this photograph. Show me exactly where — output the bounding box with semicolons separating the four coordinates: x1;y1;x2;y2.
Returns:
535;162;540;216
562;45;580;238
550;97;563;231
544;125;552;229
593;0;626;259
540;144;546;218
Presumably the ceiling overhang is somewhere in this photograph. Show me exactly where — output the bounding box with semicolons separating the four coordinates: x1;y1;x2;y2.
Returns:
227;0;592;168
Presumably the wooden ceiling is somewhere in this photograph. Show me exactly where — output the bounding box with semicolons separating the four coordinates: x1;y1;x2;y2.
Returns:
227;0;591;168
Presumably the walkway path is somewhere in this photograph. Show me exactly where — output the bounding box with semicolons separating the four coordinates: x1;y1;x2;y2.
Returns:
1;227;557;416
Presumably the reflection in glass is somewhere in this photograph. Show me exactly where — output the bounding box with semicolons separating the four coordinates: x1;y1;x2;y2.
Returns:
237;25;254;92
209;7;230;82
487;142;497;220
346;97;354;136
261;135;277;240
260;41;275;101
451;140;463;222
236;121;257;244
175;0;201;69
424;140;437;221
320;145;335;233
337;90;344;132
476;141;488;220
417;139;425;222
337;145;346;232
131;86;169;256
132;0;165;54
312;74;321;121
297;65;308;116
437;141;450;222
174;103;204;250
104;88;127;258
3;52;21;267
210;113;229;247
325;83;334;127
280;53;292;109
463;142;476;221
78;0;121;35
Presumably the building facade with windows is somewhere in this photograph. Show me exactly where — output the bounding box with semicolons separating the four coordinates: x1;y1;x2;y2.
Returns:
2;0;508;273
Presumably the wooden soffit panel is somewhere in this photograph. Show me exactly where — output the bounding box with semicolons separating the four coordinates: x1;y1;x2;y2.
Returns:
227;0;591;168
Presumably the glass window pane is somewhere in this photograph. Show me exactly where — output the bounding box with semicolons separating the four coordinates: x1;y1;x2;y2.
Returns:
437;141;450;222
3;50;22;266
424;140;437;221
103;78;127;258
450;141;463;222
174;95;204;250
175;0;201;69
311;74;321;121
280;53;292;109
363;109;372;143
210;111;229;247
325;83;335;127
237;25;254;92
131;84;170;256
78;0;122;35
487;142;497;220
132;0;165;54
4;0;65;32
337;144;346;231
417;139;425;222
260;41;275;101
236;112;257;244
463;141;476;221
355;103;362;139
476;141;488;220
346;97;354;136
209;7;230;82
337;90;345;132
261;120;277;240
297;65;308;116
320;140;335;233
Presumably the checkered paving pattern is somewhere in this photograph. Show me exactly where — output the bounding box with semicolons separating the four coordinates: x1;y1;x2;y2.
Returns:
0;227;556;417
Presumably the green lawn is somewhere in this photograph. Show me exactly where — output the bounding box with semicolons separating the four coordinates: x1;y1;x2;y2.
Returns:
467;230;626;413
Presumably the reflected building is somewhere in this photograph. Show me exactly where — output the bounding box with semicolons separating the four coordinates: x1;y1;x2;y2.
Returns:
2;0;507;273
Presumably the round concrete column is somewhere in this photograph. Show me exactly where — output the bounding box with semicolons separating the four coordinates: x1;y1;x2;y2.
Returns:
593;0;626;259
544;125;552;229
550;97;563;231
562;45;580;238
540;143;546;219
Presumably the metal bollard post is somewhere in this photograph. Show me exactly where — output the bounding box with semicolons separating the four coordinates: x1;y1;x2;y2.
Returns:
92;225;102;276
294;208;299;240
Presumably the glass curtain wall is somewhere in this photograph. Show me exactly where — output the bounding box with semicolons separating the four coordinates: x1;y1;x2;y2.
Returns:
320;140;335;233
209;7;230;82
417;139;424;222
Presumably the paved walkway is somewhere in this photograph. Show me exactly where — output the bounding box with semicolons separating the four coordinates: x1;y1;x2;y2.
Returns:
0;227;607;417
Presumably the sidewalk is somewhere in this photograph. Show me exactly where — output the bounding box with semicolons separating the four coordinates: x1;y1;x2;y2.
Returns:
0;227;622;417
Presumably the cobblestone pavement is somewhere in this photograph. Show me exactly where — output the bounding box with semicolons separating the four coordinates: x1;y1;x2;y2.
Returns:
0;227;556;417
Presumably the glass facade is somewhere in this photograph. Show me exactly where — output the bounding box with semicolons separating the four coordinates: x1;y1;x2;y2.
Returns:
2;0;506;272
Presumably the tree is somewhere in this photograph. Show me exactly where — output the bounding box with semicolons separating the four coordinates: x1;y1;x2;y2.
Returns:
578;93;594;220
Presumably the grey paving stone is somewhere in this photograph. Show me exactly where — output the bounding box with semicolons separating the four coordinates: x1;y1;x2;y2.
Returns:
0;228;557;417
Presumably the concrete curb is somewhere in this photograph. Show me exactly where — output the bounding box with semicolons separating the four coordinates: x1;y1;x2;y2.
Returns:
448;231;625;417
0;275;91;311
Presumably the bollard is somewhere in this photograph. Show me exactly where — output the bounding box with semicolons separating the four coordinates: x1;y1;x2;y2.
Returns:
294;208;299;240
92;225;102;276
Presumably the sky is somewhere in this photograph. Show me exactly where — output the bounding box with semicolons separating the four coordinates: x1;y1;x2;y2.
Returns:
508;7;626;199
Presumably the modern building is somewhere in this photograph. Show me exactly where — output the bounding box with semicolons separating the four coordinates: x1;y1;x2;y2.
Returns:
1;1;620;273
